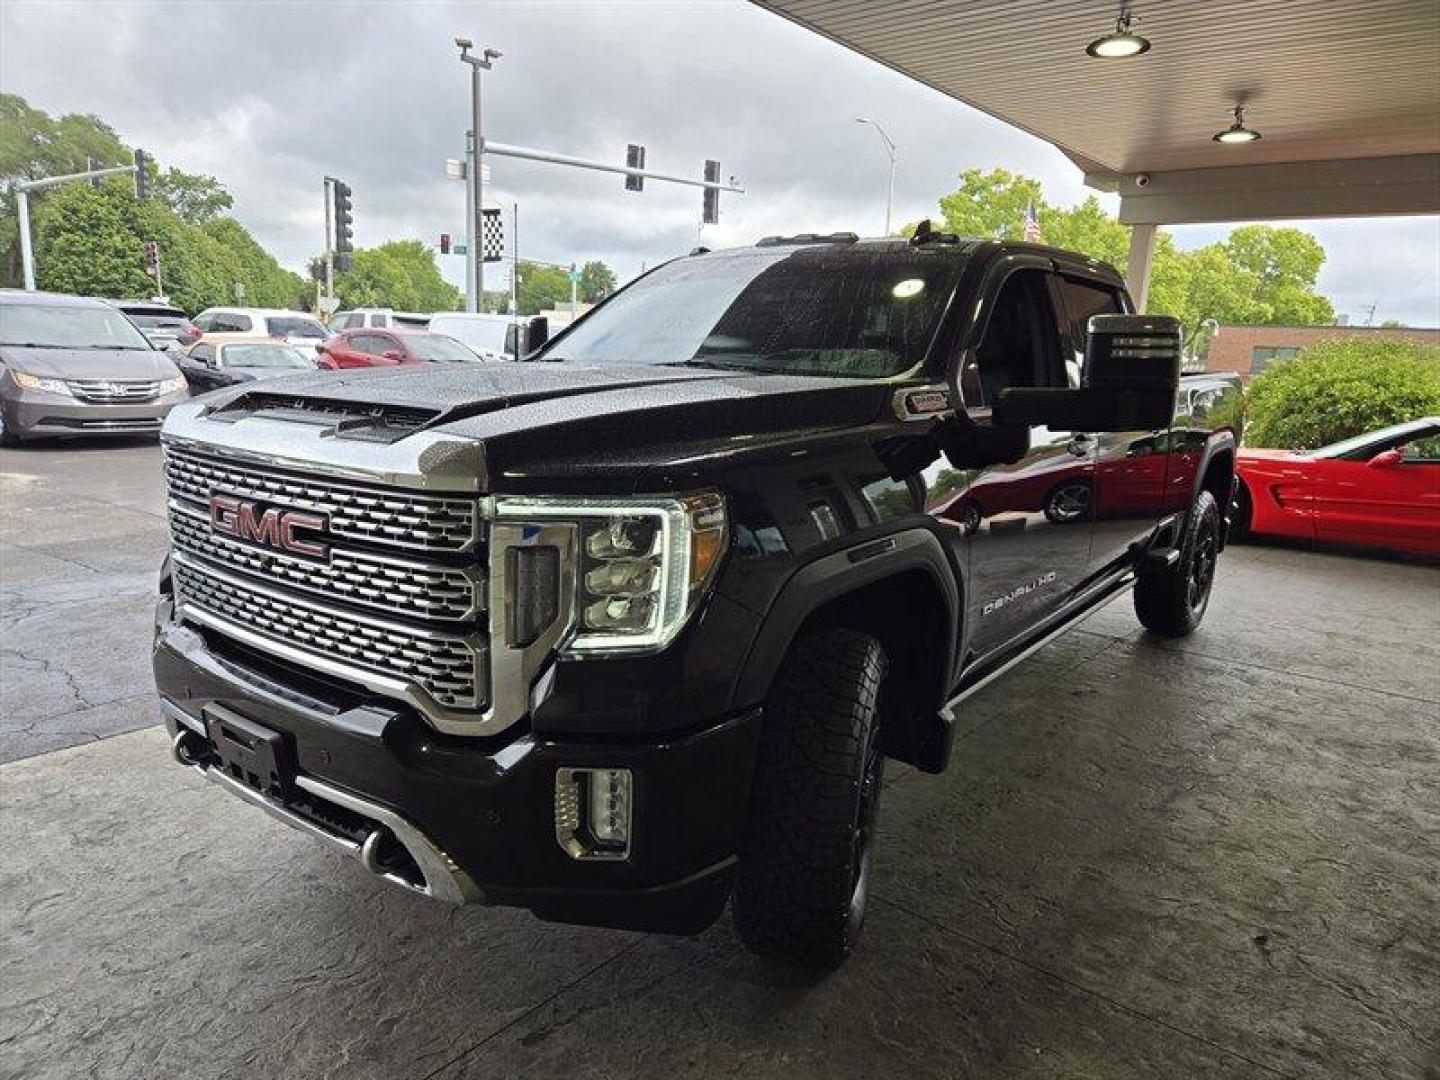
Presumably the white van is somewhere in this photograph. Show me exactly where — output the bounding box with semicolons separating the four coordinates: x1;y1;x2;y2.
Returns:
326;308;431;332
426;313;546;362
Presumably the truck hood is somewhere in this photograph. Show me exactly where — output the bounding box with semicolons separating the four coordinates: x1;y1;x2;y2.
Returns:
1;345;180;380
186;361;896;489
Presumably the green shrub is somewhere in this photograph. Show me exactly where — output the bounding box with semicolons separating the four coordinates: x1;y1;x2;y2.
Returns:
1245;338;1440;449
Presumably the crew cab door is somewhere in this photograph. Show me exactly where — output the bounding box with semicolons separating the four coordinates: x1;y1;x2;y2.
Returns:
936;261;1095;658
1315;423;1440;550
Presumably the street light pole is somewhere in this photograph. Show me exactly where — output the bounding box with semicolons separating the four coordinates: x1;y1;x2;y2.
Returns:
854;117;897;236
17;190;34;290
457;39;500;313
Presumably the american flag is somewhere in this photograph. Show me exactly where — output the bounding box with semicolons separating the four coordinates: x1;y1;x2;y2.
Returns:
1022;202;1044;243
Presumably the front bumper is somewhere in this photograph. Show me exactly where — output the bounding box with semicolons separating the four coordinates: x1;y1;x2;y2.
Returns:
153;609;761;934
2;388;188;439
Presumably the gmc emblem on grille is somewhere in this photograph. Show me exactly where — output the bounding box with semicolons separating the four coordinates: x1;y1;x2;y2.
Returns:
209;494;329;559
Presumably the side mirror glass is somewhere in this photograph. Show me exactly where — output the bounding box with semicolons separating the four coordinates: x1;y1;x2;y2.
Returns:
992;314;1182;432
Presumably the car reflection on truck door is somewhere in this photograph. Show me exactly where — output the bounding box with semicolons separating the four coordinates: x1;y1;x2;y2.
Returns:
928;265;1096;658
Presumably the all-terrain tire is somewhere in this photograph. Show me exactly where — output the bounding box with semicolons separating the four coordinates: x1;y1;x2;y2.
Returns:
732;627;888;969
1135;488;1221;638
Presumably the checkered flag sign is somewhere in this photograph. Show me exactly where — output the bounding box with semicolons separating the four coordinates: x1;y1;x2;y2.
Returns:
480;207;505;263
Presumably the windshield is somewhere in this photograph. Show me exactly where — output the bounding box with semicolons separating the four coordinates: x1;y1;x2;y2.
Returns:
536;248;960;377
404;334;483;363
265;316;328;339
1313;420;1430;458
0;302;153;350
219;343;313;369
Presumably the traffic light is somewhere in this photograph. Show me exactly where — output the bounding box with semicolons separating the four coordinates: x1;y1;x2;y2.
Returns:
702;160;720;225
440;233;451;255
624;144;646;192
133;149;150;201
332;179;354;272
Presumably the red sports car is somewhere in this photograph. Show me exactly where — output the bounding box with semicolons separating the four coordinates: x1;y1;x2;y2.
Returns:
1234;417;1440;556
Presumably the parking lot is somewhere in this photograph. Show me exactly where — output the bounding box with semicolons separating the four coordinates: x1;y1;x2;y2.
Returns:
2;438;1437;1079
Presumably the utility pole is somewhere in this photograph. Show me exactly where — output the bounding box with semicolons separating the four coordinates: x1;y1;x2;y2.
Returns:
322;177;335;314
510;202;519;315
14;161;140;290
854;117;897;236
457;39;500;312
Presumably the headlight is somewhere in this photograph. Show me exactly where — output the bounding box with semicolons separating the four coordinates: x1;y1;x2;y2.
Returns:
158;375;187;395
11;371;73;396
494;493;727;654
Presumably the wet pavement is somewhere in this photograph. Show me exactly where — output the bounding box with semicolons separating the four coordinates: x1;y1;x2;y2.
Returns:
2;439;1437;1079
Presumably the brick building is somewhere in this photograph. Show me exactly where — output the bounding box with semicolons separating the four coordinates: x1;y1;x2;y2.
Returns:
1204;324;1440;380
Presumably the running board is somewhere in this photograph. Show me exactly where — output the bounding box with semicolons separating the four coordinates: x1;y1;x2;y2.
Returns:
942;574;1133;716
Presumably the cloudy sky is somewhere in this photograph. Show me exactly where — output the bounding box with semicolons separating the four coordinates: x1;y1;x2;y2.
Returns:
3;0;1437;325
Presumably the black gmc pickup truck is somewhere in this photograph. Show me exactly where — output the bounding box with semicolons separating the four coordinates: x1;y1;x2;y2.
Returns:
153;231;1242;967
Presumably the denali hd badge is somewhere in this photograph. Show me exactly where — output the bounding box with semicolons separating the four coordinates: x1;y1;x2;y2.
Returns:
209;493;329;560
983;571;1058;616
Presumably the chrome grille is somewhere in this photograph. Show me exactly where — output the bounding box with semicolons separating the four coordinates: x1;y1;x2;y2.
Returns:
173;557;484;711
70;379;161;402
168;503;481;622
164;441;478;552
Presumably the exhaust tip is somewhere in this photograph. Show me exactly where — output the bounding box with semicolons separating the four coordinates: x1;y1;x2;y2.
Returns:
171;728;207;769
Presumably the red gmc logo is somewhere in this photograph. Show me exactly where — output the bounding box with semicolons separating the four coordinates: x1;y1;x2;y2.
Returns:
209;494;329;559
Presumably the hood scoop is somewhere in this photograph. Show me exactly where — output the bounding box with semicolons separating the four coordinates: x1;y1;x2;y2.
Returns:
209;392;439;444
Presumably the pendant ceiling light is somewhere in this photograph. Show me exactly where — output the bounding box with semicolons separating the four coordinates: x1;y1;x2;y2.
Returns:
1213;105;1262;144
1086;7;1150;58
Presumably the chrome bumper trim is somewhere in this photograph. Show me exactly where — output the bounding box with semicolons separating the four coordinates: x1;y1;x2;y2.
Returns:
163;704;481;906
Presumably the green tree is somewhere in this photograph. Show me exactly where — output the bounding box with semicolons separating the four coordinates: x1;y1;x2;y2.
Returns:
29;182;303;313
935;167;1042;241
152;167;232;223
1246;339;1440;449
333;240;462;312
578;260;617;304
516;261;571;316
1;93;242;288
911;169;1336;346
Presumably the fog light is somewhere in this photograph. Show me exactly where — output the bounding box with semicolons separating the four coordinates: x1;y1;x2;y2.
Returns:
555;767;632;860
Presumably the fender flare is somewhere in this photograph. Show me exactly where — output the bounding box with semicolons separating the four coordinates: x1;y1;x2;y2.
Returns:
1190;430;1237;505
731;527;962;712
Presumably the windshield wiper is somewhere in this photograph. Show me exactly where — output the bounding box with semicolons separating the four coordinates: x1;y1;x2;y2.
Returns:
1;341;66;348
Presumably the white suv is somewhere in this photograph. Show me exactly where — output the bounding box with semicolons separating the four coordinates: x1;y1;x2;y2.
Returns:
326;308;431;332
192;308;330;358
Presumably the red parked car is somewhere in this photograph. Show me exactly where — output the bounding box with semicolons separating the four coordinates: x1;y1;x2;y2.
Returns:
1235;417;1440;556
316;328;482;369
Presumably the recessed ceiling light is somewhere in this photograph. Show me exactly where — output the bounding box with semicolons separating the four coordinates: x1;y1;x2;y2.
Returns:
1213;105;1262;144
1086;8;1150;58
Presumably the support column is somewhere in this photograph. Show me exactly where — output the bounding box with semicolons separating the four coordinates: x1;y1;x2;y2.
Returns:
1125;222;1157;313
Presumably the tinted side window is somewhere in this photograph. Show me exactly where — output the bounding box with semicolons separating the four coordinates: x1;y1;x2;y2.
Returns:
1054;277;1123;388
965;268;1067;408
212;313;252;333
343;314;364;329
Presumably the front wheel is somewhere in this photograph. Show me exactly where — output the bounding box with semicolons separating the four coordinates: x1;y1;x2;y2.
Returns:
1135;488;1221;638
732;627;888;969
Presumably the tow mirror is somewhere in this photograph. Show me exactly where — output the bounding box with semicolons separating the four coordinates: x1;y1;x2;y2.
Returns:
993;314;1181;432
527;316;550;354
1368;448;1404;468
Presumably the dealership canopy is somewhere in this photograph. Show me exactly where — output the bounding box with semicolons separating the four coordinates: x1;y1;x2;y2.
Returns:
755;0;1440;309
